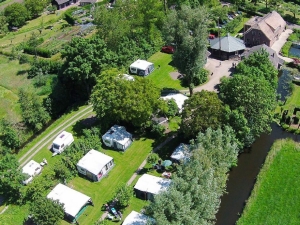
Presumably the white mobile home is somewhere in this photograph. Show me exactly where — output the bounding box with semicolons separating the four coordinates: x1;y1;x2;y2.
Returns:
52;131;74;154
22;160;42;185
76;149;114;182
134;174;171;200
170;143;191;164
129;59;154;76
47;183;93;222
161;93;189;113
102;125;133;151
123;211;154;225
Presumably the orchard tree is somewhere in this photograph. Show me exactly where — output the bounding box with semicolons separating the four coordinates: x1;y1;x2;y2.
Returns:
60;36;116;100
0;152;25;202
4;3;28;27
180;90;225;139
147;127;239;224
220;75;276;146
91;69;162;128
162;6;209;95
18;88;50;131
30;197;64;225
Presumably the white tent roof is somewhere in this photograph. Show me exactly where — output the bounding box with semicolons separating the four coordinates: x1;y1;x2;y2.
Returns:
170;143;190;161
22;160;41;177
122;211;151;225
130;60;153;70
77;149;113;175
161;93;188;112
134;174;171;195
47;183;91;218
53;131;72;146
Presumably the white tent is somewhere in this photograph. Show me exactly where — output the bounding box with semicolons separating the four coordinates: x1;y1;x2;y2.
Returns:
77;149;114;181
47;183;91;219
22;160;42;184
134;174;171;198
129;60;154;76
122;211;153;225
170;143;191;163
161;93;188;113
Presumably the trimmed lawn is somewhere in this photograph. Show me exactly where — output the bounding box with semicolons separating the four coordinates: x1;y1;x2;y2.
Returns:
237;139;300;225
147;52;183;90
285;84;300;107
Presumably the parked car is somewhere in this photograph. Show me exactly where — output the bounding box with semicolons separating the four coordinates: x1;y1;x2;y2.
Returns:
161;46;175;54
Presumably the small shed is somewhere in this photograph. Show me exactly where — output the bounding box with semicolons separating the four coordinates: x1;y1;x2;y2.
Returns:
22;160;42;185
129;60;154;76
77;149;114;181
47;183;93;222
134;174;171;200
161;93;189;113
210;33;246;60
52;0;78;10
170;143;191;164
102;125;133;151
122;211;154;225
79;0;96;6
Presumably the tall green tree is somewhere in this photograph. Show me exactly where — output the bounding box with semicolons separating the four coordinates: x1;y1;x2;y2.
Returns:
91;69;162;128
162;6;209;95
30;197;64;225
18;89;50;131
4;3;28;27
0;119;21;151
220;75;276;146
147;126;239;224
0;152;25;202
25;0;48;18
286;3;299;19
180;90;225;139
60;36;116;100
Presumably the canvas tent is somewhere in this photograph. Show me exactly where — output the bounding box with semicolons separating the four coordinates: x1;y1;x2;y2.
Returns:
122;211;154;225
47;183;93;222
161;93;188;113
170;143;191;163
129;60;154;76
102;125;133;151
134;174;171;200
77;149;114;181
22;160;42;185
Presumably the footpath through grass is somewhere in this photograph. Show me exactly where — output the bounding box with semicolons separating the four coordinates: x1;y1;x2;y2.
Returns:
237;139;300;225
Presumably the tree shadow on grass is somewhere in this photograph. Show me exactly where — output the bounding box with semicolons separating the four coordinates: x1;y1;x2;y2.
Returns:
17;70;28;76
71;116;99;137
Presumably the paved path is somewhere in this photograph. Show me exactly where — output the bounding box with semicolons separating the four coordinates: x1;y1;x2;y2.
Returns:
99;134;177;221
271;29;294;63
193;58;238;93
18;105;93;168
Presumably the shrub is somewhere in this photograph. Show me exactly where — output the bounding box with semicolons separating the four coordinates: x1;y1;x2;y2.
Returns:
64;13;75;25
147;153;159;164
281;41;292;57
114;184;134;209
149;122;165;138
23;46;52;58
166;99;178;117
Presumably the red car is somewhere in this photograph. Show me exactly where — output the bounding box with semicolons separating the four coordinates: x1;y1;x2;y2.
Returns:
161;46;175;54
209;34;216;39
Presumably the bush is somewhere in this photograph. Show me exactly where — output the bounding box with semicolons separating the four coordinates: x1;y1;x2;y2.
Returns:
114;184;134;209
28;59;62;78
149;122;165;138
23;46;52;58
281;41;292;57
64;13;75;25
147;153;159;164
166;99;178;117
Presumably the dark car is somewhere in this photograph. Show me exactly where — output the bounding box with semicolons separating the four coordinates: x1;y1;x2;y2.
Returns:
161;46;175;54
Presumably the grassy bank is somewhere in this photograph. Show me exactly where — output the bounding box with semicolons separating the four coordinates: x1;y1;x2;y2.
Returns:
237;139;300;225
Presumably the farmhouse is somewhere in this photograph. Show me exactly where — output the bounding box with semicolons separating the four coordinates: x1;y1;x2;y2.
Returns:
241;44;284;69
244;11;286;47
161;93;189;113
210;33;246;60
102;125;133;151
122;211;154;225
22;160;42;185
134;174;171;200
47;183;93;222
52;0;79;10
170;143;191;164
76;149;114;181
129;59;154;76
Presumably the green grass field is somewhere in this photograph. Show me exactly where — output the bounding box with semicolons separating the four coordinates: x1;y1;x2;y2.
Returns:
237;139;300;225
147;52;183;90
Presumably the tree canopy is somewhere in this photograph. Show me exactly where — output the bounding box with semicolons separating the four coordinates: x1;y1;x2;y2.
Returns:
180;90;225;139
147;126;239;224
30;197;64;225
91;69;162;128
25;0;48;18
162;6;209;95
4;3;28;27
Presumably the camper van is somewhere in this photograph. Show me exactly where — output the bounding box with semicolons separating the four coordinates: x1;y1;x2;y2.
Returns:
52;131;74;154
129;60;154;76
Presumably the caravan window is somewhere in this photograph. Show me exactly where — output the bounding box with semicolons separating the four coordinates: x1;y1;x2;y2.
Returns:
131;67;137;73
104;139;110;145
53;144;60;149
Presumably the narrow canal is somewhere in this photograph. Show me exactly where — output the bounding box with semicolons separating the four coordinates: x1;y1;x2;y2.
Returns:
216;70;300;225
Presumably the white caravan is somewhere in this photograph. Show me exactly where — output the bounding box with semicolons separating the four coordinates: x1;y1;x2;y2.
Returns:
52;131;74;154
22;160;42;185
